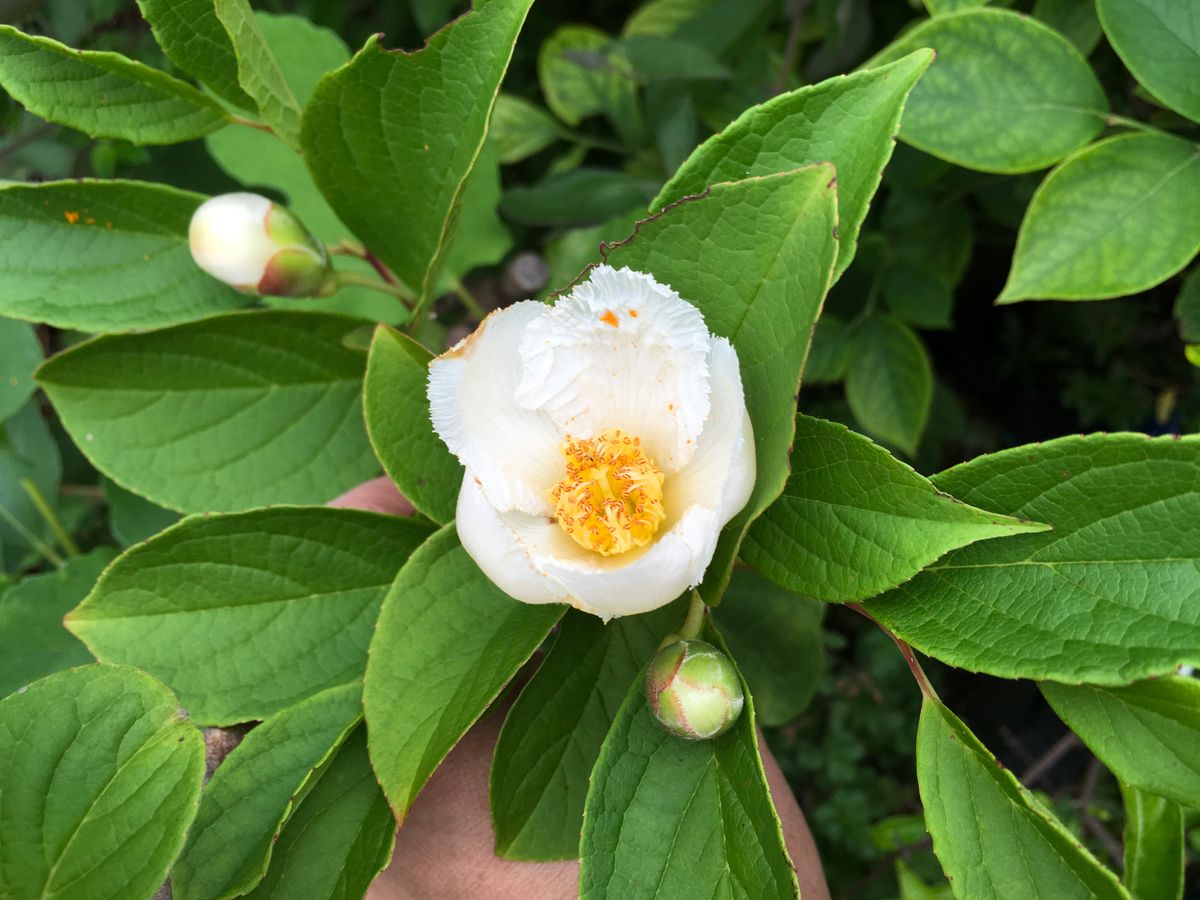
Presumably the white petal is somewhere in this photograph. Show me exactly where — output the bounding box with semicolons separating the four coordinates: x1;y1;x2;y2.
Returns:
458;473;721;618
428;302;564;515
514;265;712;473
455;473;567;606
534;506;720;619
666;337;756;525
188;193;276;289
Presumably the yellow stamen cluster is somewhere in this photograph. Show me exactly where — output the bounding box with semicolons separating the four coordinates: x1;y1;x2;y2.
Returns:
551;429;666;556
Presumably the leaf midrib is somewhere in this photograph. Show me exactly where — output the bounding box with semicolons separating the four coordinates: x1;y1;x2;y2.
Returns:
37;718;180;898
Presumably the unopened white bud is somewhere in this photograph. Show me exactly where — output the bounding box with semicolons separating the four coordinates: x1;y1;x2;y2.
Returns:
188;193;330;297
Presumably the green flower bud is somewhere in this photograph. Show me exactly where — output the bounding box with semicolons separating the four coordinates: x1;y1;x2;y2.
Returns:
189;192;330;297
645;639;744;740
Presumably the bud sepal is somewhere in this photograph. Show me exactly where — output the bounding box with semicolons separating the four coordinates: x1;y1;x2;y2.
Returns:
645;638;745;741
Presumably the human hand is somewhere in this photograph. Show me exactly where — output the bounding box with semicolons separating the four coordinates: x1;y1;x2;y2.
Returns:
334;477;831;900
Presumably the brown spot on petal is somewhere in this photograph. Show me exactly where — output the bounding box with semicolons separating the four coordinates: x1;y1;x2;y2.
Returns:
440;308;501;359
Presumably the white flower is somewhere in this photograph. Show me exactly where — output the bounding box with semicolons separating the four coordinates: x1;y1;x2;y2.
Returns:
428;265;755;619
188;192;329;297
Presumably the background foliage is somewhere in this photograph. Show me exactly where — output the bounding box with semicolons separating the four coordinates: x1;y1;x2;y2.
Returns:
1;0;1198;898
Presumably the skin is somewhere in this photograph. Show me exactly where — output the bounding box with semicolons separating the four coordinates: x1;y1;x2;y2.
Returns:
333;477;831;900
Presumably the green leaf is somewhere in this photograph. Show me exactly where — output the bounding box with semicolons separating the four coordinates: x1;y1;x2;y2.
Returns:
802;315;851;385
1097;0;1200;122
845;315;932;456
0;664;205;900
624;0;721;38
878;195;974;330
600;167;839;606
243;725;395;900
135;0;254;109
67;507;432;724
0;25;231;144
896;859;954;900
491;93;563;163
501;168;655;227
612;34;729;83
868;9;1107;174
0;403;61;567
364;524;564;820
924;0;990;13
38;310;379;513
712;570;826;726
883;259;954;330
1041;677;1200;809
490;600;684;861
0;317;41;422
867;433;1200;683
213;0;303;149
1175;269;1200;343
0;180;251;332
579;623;798;899
917;698;1127;899
883;194;974;288
364;325;462;525
655;50;932;278
438;140;513;286
1119;782;1185;900
173;683;362;900
1033;0;1103;55
744;415;1046;603
0;548;113;696
203;12;402;324
104;478;181;546
998;133;1200;303
538;24;637;130
302;0;534;311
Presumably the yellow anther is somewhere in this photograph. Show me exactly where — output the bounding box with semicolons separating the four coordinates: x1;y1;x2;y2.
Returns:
550;429;666;556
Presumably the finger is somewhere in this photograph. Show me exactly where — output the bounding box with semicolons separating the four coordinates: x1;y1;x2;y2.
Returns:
761;730;832;900
367;702;577;900
367;707;830;899
328;476;415;516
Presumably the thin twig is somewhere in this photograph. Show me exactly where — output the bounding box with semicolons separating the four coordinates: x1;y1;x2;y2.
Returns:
771;0;808;96
59;484;105;499
363;248;402;287
331;270;414;304
0;121;58;165
332;240;410;292
847;603;938;700
1020;732;1080;787
1076;756;1122;864
1081;812;1124;865
1078;755;1102;809
229;115;276;134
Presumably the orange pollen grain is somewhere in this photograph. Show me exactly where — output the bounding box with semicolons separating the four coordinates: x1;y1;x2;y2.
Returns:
599;309;619;328
628;309;638;317
64;211;80;224
550;428;666;557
